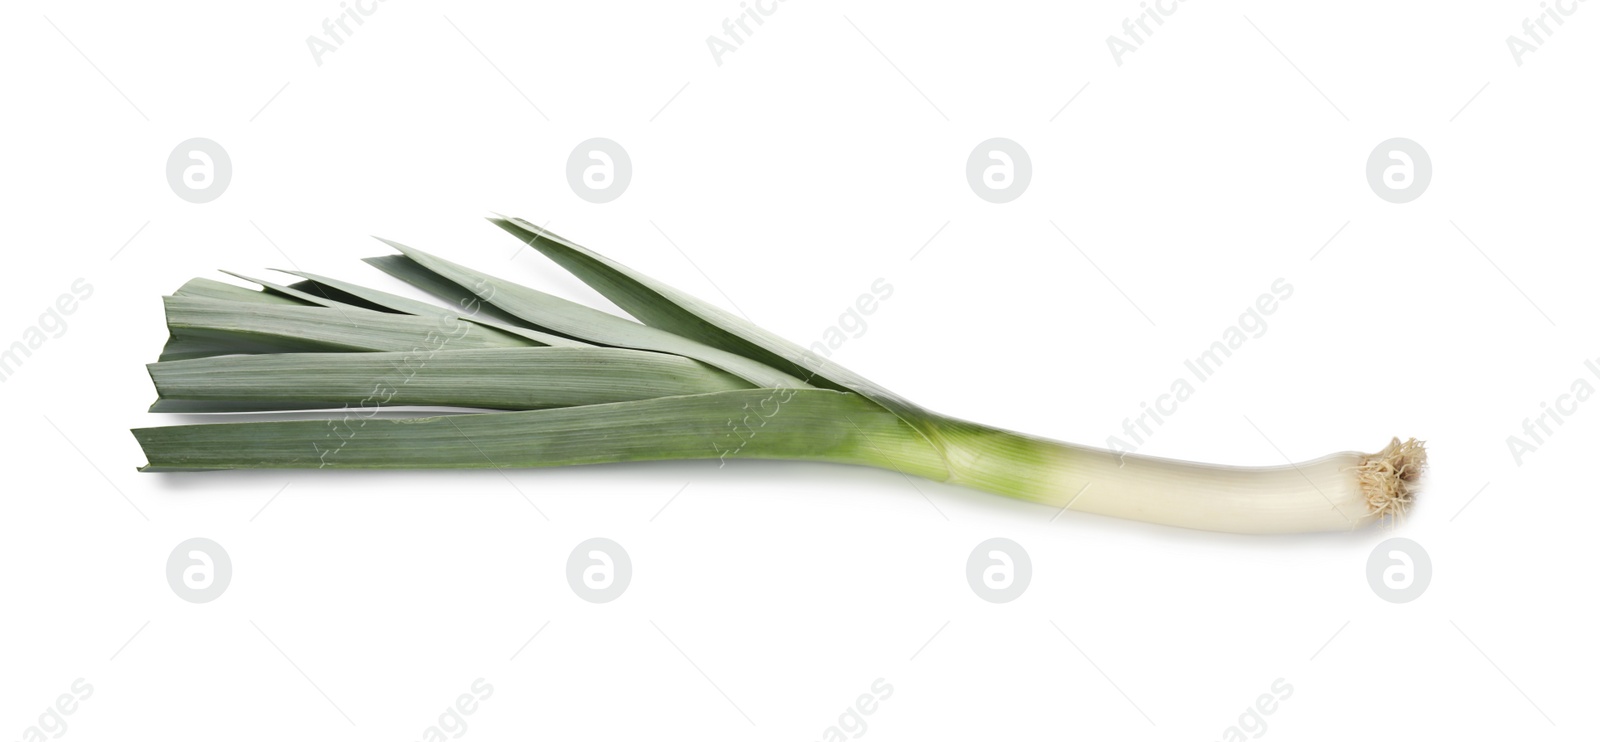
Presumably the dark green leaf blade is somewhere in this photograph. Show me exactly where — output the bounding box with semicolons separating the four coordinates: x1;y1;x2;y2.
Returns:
162;296;538;359
134;389;948;478
370;240;810;389
148;347;753;412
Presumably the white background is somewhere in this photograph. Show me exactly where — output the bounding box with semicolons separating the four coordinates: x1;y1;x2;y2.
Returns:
1;1;1595;740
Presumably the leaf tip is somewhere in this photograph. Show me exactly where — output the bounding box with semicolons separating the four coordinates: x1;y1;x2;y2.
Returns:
371;235;413;254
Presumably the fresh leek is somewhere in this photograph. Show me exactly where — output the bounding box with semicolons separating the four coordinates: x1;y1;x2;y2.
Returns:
132;216;1424;534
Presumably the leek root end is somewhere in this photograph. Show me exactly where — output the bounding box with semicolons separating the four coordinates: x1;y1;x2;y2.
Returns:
1357;437;1427;525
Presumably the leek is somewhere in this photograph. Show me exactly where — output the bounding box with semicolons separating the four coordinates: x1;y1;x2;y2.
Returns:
132;217;1424;534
